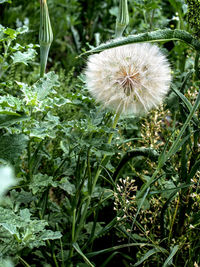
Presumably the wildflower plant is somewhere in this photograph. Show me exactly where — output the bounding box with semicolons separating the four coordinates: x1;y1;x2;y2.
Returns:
0;0;200;266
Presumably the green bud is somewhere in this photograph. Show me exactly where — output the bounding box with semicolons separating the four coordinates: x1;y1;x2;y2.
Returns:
39;0;53;77
115;0;129;38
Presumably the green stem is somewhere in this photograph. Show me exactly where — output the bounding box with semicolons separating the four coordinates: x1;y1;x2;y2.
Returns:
72;208;76;242
52;251;59;267
71;112;120;250
60;238;65;267
18;256;31;267
194;51;200;79
91;112;120;193
167;90;200;160
168;194;179;243
28;138;32;181
40;44;50;77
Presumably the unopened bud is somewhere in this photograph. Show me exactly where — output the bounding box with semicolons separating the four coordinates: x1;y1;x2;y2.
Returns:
39;0;53;77
115;0;129;38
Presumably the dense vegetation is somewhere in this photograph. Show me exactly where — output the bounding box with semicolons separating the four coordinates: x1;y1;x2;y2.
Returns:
0;0;199;266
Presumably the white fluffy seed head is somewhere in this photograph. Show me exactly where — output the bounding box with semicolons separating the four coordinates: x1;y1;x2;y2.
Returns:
85;43;171;115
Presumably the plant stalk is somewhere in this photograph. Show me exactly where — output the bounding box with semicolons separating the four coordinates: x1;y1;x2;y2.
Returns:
71;112;120;253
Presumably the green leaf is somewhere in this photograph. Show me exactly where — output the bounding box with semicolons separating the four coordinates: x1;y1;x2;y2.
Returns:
0;259;14;267
0;95;22;110
0;114;28;127
39;230;62;240
0;206;61;251
0;222;17;235
11;48;37;65
33;71;60;100
73;243;95;267
59;178;75;195
0;0;12;3
82;29;200;55
20;209;31;222
167;90;200;160
0;134;28;164
0;25;28;41
16;81;39;108
86;243;166;258
3;28;17;40
29;112;60;139
29;173;57;195
163;245;179;267
133;248;164;266
171;85;198;125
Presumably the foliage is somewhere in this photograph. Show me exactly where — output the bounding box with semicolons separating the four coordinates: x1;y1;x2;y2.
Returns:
0;0;200;266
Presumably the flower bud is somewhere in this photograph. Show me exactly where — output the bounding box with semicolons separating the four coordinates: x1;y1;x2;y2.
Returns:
39;0;53;77
115;0;129;38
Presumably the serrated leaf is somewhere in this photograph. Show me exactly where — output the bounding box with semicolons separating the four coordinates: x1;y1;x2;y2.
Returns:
29;115;60;139
0;223;17;235
3;28;17;40
30;173;58;194
0;134;28;163
10;189;36;205
16;81;38;107
11;48;37;65
39;230;62;240
53;97;72;107
20;209;31;222
33;72;60;100
0;114;28;127
59;178;75;195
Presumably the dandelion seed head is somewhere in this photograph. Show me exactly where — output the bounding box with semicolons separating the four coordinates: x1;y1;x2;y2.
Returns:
85;43;171;115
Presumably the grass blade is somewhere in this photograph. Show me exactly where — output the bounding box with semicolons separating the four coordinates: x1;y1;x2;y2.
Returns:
133;248;165;267
73;243;95;267
163;245;179;267
167;89;200;160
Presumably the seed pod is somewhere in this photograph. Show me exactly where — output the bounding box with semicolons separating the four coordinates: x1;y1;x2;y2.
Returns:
115;0;129;38
39;0;53;77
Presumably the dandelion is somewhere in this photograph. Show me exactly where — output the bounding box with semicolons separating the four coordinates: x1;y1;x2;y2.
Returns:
85;43;171;115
